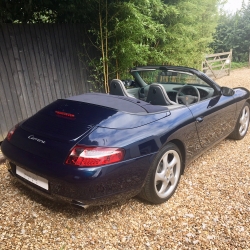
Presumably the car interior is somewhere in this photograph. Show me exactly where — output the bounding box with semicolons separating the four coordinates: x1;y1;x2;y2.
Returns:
109;67;217;108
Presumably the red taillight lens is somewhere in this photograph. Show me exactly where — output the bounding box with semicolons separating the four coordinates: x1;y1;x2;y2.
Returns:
6;124;19;141
65;146;125;167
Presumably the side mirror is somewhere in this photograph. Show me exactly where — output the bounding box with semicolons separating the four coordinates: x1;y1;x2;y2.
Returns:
221;86;234;96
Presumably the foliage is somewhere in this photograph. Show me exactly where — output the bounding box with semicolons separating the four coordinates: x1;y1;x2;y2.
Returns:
0;0;89;23
211;1;250;62
159;0;219;68
0;0;221;91
231;61;249;69
84;0;220;85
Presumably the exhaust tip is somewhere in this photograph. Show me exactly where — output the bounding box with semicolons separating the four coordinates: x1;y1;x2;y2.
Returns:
71;200;90;209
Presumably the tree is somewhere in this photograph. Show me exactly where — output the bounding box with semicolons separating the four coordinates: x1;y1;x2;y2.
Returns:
0;0;221;91
211;0;250;62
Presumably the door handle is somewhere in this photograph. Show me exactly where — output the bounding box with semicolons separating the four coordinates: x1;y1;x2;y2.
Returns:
196;117;203;123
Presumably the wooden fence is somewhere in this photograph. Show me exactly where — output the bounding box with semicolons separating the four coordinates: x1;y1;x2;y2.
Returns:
0;24;94;141
202;50;232;79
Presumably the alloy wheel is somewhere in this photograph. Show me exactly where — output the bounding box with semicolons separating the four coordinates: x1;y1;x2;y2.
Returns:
154;149;181;199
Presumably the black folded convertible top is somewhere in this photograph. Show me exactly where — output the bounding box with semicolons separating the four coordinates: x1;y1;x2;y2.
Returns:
66;93;168;114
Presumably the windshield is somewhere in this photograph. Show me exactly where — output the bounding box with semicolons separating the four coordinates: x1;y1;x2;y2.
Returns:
136;69;210;87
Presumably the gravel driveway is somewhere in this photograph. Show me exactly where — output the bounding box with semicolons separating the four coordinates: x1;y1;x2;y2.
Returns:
1;68;250;249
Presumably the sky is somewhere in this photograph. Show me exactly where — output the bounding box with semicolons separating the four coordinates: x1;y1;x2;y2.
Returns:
223;0;248;13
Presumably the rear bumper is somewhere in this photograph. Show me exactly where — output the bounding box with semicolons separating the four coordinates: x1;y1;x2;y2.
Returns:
2;140;155;206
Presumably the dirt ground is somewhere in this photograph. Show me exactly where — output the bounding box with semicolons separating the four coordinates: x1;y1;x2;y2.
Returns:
1;68;250;249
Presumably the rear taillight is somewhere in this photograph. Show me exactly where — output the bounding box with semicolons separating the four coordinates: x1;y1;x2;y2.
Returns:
6;124;19;141
65;146;125;167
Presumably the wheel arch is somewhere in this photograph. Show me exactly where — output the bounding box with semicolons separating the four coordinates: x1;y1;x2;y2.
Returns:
246;99;250;106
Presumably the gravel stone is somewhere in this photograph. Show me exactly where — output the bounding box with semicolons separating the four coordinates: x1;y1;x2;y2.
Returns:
1;68;250;249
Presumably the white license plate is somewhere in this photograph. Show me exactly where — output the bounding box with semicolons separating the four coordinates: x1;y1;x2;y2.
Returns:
16;166;49;190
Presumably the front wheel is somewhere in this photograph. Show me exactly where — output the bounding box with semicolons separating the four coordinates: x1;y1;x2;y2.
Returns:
138;143;182;204
229;102;250;140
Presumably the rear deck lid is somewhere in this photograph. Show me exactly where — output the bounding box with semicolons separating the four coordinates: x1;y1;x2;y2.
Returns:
21;99;118;142
21;94;169;141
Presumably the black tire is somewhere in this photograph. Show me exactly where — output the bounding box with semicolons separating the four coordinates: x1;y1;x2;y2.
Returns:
229;102;250;140
138;143;183;204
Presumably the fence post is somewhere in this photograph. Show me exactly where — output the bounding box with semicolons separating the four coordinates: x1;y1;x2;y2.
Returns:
249;47;250;68
229;49;232;75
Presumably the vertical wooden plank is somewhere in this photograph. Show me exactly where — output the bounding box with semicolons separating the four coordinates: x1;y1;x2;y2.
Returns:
9;24;35;118
6;24;29;120
0;27;14;140
29;24;47;109
37;24;57;103
0;98;7;140
73;24;90;93
47;24;65;99
229;49;233;76
249;47;250;68
0;26;22;124
18;24;42;115
0;45;9;140
71;24;87;94
44;25;61;100
21;25;43;113
52;24;69;98
26;24;50;110
64;24;78;96
57;24;73;97
63;23;76;96
59;23;74;97
35;24;53;105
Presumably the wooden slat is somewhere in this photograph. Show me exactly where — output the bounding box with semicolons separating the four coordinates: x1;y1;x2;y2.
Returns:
204;64;228;70
67;24;78;96
205;51;232;58
63;24;76;97
0;26;22;123
16;25;40;116
58;24;73;97
39;24;58;102
70;24;83;95
44;25;61;99
73;24;85;93
47;25;64;99
0;44;9;137
29;24;47;109
53;24;69;98
36;24;53;105
6;25;29;120
205;57;230;63
74;24;91;93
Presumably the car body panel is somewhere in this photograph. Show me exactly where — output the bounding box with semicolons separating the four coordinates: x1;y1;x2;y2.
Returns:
188;94;236;148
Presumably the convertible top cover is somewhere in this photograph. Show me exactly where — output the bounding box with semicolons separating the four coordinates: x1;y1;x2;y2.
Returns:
67;93;168;113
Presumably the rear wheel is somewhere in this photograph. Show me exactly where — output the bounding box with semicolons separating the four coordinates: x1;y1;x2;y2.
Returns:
229;102;250;140
138;143;182;204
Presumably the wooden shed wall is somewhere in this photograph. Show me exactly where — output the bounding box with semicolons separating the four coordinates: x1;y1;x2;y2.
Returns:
0;24;93;141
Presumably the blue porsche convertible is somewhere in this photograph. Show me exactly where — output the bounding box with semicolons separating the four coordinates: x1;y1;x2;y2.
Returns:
1;66;250;207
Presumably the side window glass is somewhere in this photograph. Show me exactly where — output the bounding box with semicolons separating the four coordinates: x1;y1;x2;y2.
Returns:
158;71;210;87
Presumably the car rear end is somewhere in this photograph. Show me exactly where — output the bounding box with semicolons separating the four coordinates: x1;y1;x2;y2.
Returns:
1;95;167;206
